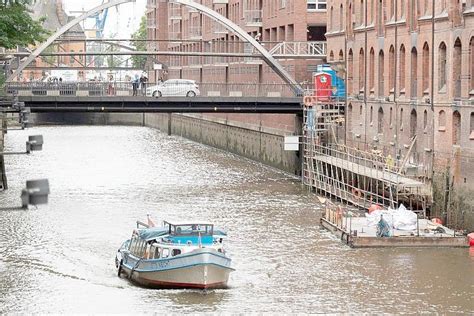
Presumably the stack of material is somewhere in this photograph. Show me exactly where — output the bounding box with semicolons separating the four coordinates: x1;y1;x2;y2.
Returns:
366;204;418;231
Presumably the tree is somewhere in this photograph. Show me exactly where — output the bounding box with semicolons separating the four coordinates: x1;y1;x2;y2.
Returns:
0;1;49;49
0;1;49;88
130;15;147;69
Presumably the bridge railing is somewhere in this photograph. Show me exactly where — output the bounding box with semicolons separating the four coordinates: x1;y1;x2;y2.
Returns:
5;82;312;98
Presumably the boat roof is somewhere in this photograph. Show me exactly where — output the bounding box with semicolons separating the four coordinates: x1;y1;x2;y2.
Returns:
138;227;168;241
163;220;214;226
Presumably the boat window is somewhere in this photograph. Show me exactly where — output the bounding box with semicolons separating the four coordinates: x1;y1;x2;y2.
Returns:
162;248;170;258
154;247;161;259
147;245;154;259
217;248;222;253
172;249;181;256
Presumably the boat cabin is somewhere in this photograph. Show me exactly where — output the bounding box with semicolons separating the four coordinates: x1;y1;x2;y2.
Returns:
126;221;224;260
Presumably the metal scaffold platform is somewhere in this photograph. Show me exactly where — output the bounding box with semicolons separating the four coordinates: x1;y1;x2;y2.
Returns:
302;96;432;215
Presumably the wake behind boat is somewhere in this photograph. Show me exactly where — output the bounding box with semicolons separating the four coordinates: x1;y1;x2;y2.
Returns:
115;218;234;289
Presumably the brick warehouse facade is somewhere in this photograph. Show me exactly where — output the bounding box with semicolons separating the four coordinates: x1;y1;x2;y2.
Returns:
145;0;328;134
327;0;474;229
146;0;327;84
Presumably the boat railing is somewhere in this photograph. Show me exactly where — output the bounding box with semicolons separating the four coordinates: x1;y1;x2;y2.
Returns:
136;220;150;229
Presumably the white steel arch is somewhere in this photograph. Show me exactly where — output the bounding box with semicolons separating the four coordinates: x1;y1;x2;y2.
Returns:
170;0;301;93
7;0;135;82
9;0;302;93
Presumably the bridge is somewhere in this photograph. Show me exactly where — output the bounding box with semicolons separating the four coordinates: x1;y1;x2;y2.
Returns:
1;0;325;115
5;82;305;114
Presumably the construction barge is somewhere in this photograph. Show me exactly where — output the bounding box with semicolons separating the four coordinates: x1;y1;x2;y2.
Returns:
301;94;469;248
320;203;469;248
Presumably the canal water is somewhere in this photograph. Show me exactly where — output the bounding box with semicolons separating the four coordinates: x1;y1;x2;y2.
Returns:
0;126;472;313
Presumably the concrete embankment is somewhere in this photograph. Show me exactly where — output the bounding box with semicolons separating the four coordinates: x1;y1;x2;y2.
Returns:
30;112;302;175
143;113;302;175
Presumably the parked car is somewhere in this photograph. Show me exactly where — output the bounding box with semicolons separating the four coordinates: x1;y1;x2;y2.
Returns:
146;79;200;97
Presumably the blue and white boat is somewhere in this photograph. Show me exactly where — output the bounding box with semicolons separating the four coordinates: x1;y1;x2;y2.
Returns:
115;220;234;289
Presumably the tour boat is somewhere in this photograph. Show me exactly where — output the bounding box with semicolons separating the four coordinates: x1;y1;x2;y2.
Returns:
115;218;234;289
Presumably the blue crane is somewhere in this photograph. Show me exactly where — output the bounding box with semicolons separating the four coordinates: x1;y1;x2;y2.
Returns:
90;8;109;38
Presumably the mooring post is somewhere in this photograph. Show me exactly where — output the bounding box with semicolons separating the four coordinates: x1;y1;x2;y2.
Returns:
167;113;172;136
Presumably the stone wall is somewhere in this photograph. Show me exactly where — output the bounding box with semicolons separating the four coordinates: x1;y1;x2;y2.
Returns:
144;113;302;175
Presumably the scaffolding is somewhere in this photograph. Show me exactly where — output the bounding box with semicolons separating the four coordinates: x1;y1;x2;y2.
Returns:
302;96;432;216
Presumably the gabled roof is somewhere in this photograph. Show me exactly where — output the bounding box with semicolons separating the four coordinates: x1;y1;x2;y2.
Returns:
31;0;86;40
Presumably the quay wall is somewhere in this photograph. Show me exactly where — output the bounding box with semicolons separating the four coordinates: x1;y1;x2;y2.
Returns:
144;113;302;175
29;112;302;175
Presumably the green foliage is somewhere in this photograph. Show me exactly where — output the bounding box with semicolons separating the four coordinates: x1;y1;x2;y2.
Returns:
130;15;147;69
0;0;49;49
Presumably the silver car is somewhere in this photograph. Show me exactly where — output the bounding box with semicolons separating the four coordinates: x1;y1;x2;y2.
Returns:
146;79;200;97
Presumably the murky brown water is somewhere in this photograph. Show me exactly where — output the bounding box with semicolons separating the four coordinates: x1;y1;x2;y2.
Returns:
0;126;473;313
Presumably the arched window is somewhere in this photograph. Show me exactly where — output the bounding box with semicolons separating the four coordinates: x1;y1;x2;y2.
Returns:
440;0;446;13
348;103;353;132
370;105;374;124
378;50;385;97
389;45;395;93
390;0;395;19
347;3;353;34
369;48;375;92
453;111;461;145
411;47;418;99
348;49;354;94
423;110;428;131
399;45;406;94
422;42;429;94
410;0;417;31
377;0;384;35
329;51;334;61
470;112;474;135
453;38;462;99
439;42;447;91
339;50;344;61
438;110;446;130
359;48;365;91
370;0;375;23
378;107;384;133
410;109;417;138
360;0;365;25
400;108;404;129
470;37;474;92
340;4;344;31
330;6;334;31
389;107;393;127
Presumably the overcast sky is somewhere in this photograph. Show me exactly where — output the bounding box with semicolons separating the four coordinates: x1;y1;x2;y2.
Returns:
63;0;146;38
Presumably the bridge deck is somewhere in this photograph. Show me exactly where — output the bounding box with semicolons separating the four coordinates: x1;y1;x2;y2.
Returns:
14;96;303;114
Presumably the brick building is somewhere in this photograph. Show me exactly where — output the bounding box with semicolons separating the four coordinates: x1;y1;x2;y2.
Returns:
327;0;474;227
22;0;86;82
146;0;327;85
145;0;328;133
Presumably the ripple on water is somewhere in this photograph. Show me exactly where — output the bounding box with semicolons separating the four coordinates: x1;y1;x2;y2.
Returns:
0;126;473;314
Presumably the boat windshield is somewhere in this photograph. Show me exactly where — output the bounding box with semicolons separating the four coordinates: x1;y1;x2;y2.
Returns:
169;224;213;236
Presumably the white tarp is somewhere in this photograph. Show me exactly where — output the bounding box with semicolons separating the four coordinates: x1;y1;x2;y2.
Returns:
365;204;418;231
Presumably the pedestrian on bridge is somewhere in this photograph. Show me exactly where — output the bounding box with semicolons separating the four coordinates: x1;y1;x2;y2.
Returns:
132;74;139;96
140;72;148;96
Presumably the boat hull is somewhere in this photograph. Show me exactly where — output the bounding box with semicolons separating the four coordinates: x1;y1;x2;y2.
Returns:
119;249;233;289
